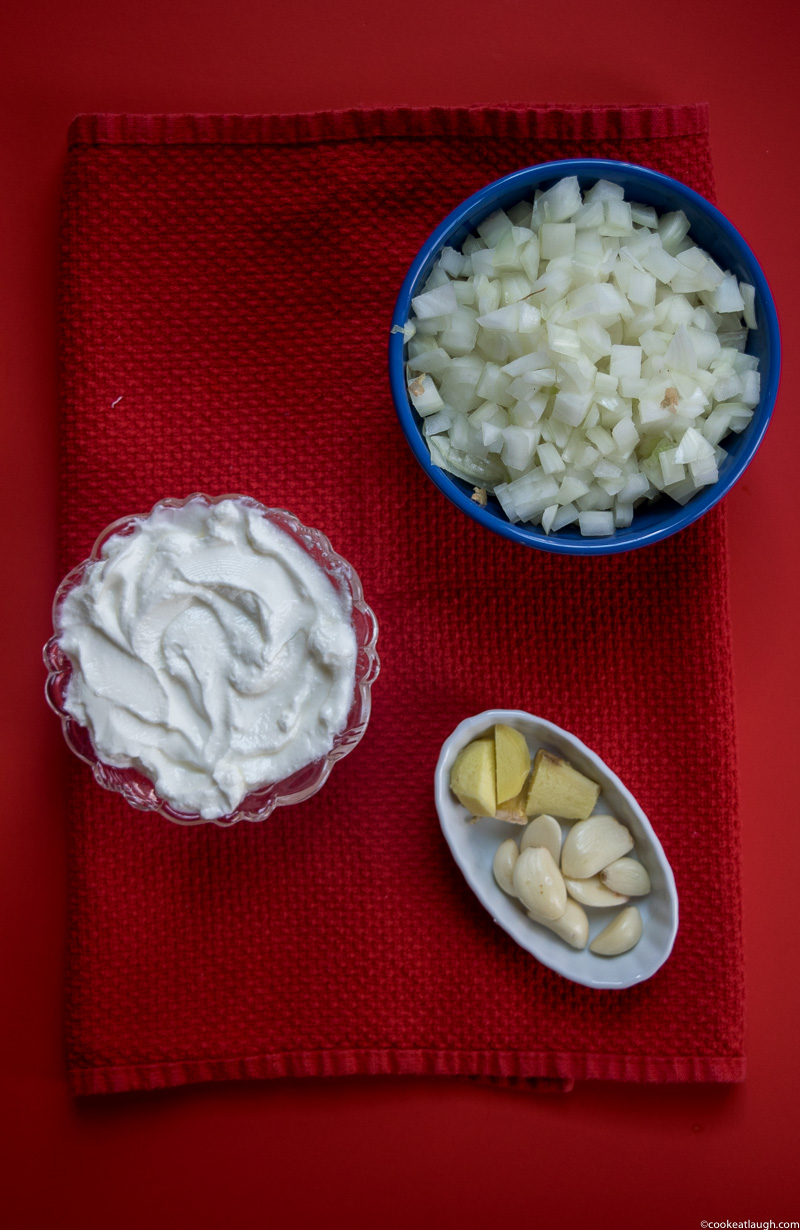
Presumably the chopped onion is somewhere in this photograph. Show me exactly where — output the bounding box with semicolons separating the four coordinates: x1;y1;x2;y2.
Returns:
579;510;616;536
411;283;458;320
740;282;757;330
407;373;443;416
423;411;452;437
403;177;761;537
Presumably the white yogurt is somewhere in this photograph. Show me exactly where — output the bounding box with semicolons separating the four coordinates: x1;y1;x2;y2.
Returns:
58;498;358;819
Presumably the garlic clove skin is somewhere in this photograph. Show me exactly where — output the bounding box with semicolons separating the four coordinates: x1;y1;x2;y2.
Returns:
512;845;567;921
493;838;519;896
589;906;643;956
560;814;634;880
520;813;562;864
601;857;651;897
564;875;629;909
530;899;589;950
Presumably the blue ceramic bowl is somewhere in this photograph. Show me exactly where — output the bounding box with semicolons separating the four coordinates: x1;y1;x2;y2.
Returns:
389;159;780;555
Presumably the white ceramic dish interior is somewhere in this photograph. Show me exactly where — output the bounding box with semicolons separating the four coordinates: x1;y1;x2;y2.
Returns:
434;709;679;990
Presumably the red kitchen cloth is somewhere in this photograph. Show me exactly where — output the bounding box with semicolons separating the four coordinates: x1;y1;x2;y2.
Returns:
59;104;744;1095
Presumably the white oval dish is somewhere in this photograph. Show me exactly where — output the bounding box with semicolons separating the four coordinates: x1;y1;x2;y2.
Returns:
434;710;679;990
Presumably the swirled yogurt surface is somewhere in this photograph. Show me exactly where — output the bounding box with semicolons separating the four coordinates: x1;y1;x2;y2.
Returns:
57;498;358;819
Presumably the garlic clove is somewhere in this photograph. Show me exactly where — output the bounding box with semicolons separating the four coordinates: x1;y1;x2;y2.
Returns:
564;875;629;909
512;845;567;921
601;857;651;897
589;906;643;956
530;899;589;950
560;814;634;880
492;837;519;896
520;813;562;864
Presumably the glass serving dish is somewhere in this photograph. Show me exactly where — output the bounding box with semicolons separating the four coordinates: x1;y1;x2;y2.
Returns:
44;493;380;827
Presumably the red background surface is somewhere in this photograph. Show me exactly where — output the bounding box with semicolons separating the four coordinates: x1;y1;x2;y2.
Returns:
1;1;798;1226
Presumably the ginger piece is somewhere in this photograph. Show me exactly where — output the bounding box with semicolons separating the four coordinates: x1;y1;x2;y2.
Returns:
450;738;496;817
494;723;531;805
495;789;528;825
524;749;600;820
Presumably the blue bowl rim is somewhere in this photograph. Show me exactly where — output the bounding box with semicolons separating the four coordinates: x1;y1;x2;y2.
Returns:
389;158;781;556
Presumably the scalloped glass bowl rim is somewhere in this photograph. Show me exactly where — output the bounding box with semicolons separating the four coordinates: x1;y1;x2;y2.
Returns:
389;158;781;555
44;493;380;827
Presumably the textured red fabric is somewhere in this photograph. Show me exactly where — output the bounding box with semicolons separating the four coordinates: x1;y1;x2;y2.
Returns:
57;104;744;1096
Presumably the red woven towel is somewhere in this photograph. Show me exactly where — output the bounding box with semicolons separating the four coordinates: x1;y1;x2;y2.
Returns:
58;104;744;1095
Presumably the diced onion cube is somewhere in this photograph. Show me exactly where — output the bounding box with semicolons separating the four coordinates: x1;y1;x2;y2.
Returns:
600;198;632;236
611;417;639;455
476;209;512;245
541;503;559;535
740;369;760;407
553;391;591;426
689;456;719;486
658;210;691;253
537;442;565;474
609;345;642;381
411;283;458;319
578;510;616;536
710;273;746;314
740;283;757;330
502;426;538;471
540;223;576;259
407;373;444;416
439;247;470;277
540;176;582;222
476;304;520;331
423;411;451;437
